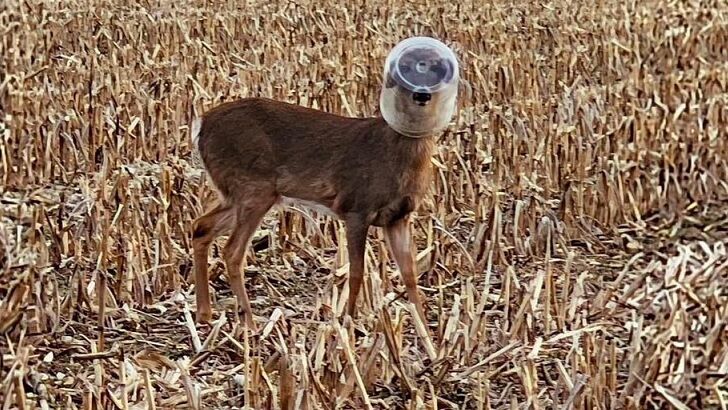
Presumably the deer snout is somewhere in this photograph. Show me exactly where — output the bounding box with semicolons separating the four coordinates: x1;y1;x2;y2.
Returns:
412;92;432;106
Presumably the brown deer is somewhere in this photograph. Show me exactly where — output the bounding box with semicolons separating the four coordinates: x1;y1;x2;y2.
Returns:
190;37;459;329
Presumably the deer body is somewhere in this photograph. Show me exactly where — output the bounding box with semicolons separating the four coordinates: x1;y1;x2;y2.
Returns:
191;97;434;326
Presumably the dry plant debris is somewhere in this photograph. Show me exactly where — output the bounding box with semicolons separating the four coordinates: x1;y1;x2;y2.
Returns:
1;0;727;409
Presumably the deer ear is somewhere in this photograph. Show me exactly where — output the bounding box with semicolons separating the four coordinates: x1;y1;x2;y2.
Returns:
443;59;456;83
385;75;397;88
385;61;397;88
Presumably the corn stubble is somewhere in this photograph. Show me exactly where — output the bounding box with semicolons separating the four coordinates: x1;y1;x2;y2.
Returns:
1;0;727;408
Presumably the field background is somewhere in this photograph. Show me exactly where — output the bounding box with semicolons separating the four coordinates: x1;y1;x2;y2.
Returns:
1;0;727;408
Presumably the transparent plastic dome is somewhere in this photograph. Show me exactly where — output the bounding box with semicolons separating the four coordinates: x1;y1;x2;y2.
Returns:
380;37;459;137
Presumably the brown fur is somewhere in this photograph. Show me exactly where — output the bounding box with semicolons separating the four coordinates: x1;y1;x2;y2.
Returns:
191;97;436;327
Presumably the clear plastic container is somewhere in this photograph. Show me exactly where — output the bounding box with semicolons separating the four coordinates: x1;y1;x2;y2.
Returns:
380;36;459;137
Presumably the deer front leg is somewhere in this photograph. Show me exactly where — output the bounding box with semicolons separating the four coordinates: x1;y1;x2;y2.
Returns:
384;216;427;325
345;218;369;318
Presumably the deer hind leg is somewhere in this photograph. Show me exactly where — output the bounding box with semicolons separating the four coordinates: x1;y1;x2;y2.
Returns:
192;202;234;323
384;216;427;325
223;191;276;329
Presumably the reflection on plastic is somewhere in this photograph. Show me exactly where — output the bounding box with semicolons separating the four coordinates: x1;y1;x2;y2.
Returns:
380;37;459;137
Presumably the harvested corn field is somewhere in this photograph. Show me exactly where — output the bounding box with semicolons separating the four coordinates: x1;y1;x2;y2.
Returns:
1;0;727;408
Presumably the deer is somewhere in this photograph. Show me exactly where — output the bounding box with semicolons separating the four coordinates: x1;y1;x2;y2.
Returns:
189;36;459;330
